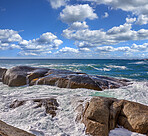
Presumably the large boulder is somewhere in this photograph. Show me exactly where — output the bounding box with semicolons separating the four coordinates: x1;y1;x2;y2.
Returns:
79;97;148;136
81;97;117;136
1;66;130;90
0;120;35;136
118;100;148;134
34;74;102;91
31;71;130;91
2;66;36;87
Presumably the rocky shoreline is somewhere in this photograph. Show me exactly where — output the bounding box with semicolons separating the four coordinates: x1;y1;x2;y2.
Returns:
0;96;147;136
0;66;130;90
0;66;147;136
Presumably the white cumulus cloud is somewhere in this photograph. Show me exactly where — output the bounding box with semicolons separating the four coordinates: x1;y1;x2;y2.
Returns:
96;43;148;53
0;29;22;50
0;29;63;56
96;46;115;52
47;0;69;9
136;15;148;25
63;22;148;48
82;0;148;15
56;47;79;54
131;43;148;51
126;17;136;24
60;4;98;23
82;0;148;25
19;32;63;56
70;21;89;30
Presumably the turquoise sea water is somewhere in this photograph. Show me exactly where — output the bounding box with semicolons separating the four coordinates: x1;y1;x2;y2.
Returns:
0;59;147;80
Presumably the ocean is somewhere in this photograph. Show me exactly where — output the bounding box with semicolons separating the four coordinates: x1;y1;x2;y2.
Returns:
0;59;147;136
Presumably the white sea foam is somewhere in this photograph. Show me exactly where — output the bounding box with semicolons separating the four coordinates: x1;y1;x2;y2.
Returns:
109;127;146;136
92;81;148;105
89;65;111;71
0;80;147;136
0;83;91;136
129;61;147;65
106;65;127;70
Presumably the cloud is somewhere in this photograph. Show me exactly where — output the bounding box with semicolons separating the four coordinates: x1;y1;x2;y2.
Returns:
75;41;96;48
116;46;131;52
0;29;63;56
10;44;21;49
70;21;89;30
96;46;115;52
107;23;132;35
131;43;148;51
82;0;148;15
60;4;98;23
0;29;22;43
55;46;93;58
0;29;22;50
19;32;63;56
96;43;148;53
55;42;148;58
47;0;69;9
56;47;79;54
18;52;38;56
136;15;148;25
63;22;148;48
102;12;109;18
82;0;148;25
126;17;136;24
79;47;91;52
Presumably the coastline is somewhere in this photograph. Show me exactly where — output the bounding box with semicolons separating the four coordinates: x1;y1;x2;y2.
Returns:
0;59;147;136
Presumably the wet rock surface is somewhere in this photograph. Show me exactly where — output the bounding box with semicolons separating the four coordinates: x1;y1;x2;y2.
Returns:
2;66;35;87
2;66;130;90
0;120;35;136
78;96;148;136
10;98;59;118
0;68;7;82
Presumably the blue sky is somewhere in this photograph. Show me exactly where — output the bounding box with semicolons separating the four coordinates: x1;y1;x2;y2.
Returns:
0;0;148;59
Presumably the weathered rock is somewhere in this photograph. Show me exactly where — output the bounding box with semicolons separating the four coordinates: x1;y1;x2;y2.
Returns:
33;74;130;91
27;68;49;83
9;99;26;108
0;68;7;82
2;66;130;90
0;120;35;136
118;100;148;134
35;74;102;91
2;66;36;87
82;97;117;136
33;98;59;117
10;98;59;118
80;97;148;136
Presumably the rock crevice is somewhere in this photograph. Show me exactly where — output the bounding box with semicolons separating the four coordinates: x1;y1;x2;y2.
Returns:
77;97;148;136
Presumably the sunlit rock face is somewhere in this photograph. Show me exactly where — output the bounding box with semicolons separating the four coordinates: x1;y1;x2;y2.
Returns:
76;96;148;136
0;120;35;136
2;66;130;90
2;66;35;86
